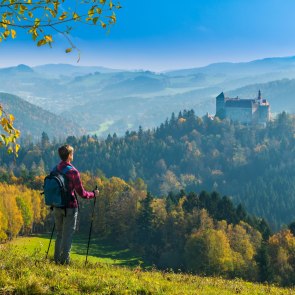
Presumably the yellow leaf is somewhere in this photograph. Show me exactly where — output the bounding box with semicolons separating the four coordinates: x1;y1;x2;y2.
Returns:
73;12;79;20
3;30;10;38
109;1;113;9
11;29;16;39
15;129;21;137
54;2;58;13
49;9;56;18
44;35;53;42
65;48;72;53
110;13;116;23
100;20;106;29
34;18;40;27
59;12;67;21
9;114;14;122
88;7;95;18
15;144;20;153
32;31;38;41
1;118;8;126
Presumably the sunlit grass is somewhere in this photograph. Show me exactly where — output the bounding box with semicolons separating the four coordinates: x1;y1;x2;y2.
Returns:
89;120;114;136
1;236;295;294
9;234;142;266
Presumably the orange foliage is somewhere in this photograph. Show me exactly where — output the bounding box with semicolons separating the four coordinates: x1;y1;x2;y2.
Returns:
0;183;46;241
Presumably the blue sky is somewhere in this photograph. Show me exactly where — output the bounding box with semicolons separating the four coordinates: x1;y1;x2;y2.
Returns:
1;0;295;71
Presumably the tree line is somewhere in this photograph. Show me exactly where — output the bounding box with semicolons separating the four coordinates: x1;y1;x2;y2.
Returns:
1;110;294;229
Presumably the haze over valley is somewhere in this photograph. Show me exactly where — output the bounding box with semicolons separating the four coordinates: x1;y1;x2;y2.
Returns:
1;55;295;140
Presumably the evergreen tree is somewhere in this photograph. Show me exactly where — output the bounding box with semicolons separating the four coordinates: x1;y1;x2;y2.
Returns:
136;192;155;254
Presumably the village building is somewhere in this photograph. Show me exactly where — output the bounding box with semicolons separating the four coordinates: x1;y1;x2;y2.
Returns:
215;91;270;125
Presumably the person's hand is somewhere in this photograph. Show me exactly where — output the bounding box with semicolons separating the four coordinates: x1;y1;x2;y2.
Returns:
94;189;99;198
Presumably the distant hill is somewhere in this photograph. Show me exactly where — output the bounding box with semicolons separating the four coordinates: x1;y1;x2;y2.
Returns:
0;57;295;137
33;63;123;78
166;56;295;77
0;93;84;141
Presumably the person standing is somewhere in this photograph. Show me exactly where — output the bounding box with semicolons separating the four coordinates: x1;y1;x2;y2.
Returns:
53;144;99;265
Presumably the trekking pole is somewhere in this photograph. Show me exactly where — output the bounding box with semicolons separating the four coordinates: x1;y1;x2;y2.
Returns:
46;222;55;259
85;185;98;266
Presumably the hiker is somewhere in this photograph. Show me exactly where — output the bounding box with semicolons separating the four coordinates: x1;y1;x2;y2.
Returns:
52;144;99;265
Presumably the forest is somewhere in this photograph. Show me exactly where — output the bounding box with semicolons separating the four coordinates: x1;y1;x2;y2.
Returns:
0;110;294;229
0;110;295;284
1;173;295;286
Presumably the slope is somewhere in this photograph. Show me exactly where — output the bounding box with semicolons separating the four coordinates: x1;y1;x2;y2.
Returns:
1;236;293;294
0;92;84;141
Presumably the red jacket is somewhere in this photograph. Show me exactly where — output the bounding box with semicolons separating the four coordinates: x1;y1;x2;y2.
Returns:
56;161;95;208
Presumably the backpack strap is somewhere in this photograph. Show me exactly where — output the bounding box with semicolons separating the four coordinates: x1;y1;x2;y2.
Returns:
61;165;73;175
56;165;73;216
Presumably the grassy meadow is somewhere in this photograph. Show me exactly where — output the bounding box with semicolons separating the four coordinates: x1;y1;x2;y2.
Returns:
9;234;142;267
0;235;295;294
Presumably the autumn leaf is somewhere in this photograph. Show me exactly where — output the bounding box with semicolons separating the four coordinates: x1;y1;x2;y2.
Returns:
37;39;47;46
93;17;99;25
44;35;53;42
59;12;67;21
11;29;16;39
100;20;106;29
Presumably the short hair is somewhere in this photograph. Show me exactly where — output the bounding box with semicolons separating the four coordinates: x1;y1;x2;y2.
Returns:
58;145;74;161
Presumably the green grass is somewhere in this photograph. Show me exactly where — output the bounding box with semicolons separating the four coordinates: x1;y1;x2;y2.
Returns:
1;236;295;294
89;120;114;136
9;234;142;266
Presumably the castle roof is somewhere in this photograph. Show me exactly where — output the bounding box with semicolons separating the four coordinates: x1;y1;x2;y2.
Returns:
216;92;225;101
225;99;256;108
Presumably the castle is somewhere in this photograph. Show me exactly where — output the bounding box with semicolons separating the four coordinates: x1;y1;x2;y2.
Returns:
215;91;270;125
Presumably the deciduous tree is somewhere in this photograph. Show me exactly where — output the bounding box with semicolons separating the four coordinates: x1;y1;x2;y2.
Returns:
0;0;121;52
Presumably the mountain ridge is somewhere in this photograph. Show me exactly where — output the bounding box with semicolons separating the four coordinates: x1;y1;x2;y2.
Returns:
0;55;295;137
0;92;84;141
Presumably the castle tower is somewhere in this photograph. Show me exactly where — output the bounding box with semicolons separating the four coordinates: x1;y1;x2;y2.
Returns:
257;90;270;124
257;90;262;104
216;92;226;119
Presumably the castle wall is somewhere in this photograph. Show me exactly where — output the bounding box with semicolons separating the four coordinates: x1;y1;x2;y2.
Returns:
258;105;270;124
215;92;270;125
216;100;226;119
226;107;254;124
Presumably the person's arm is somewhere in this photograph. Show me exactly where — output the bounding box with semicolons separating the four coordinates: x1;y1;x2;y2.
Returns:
72;169;95;199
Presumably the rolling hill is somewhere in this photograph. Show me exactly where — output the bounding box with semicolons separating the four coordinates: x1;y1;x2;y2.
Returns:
0;92;84;141
0;56;295;138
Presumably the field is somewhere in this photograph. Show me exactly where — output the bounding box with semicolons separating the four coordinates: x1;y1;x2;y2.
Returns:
8;234;142;267
0;235;295;294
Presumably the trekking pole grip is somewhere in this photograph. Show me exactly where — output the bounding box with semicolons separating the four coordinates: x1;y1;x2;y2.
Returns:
93;185;98;200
